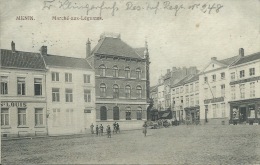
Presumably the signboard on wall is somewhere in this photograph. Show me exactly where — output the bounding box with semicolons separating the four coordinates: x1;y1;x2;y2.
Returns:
1;102;27;108
84;109;91;113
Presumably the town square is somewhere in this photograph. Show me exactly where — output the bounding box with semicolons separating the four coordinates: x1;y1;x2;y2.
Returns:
1;0;260;164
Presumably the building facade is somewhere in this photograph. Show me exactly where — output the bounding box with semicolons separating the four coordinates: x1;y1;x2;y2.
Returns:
1;42;47;138
87;33;149;130
41;46;96;135
229;51;260;124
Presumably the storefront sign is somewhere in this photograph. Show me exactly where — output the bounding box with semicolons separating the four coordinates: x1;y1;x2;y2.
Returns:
1;102;27;108
204;97;224;104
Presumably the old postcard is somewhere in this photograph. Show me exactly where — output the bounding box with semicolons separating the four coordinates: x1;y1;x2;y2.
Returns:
1;0;260;164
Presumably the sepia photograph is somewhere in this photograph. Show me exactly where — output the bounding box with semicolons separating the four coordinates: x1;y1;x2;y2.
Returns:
0;0;260;164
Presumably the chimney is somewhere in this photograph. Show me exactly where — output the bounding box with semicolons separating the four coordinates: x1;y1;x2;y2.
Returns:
239;48;244;57
211;57;217;61
86;38;91;58
11;41;15;52
40;46;47;55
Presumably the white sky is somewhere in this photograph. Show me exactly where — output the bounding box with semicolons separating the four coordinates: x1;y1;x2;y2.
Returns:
1;0;259;86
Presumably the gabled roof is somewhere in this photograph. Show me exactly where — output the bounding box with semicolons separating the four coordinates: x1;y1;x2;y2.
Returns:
92;37;144;59
43;54;92;69
183;74;199;84
134;47;146;58
150;85;158;92
218;55;239;66
0;49;46;70
171;75;192;88
231;52;260;66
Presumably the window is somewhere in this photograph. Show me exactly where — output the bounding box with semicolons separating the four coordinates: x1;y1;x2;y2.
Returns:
221;103;225;118
113;106;119;120
185;96;189;107
34;78;42;96
212;74;216;82
248;105;256;118
172;89;175;95
125;85;131;98
53;109;61;126
17;77;26;95
136;86;142;98
136;68;141;79
65;73;72;82
190;84;194;92
84;74;91;83
1;108;9;126
137;107;142;120
195;94;199;105
125;67;131;78
230;72;235;80
212;86;216;98
181;96;183;103
204;88;208;99
212;104;216;118
51;72;59;81
65;89;73;102
180;87;183;93
185;85;189;93
18;108;26;126
221;72;225;79
240;84;245;99
221;84;225;97
113;84;119;98
100;83;106;97
240;70;245;78
190;95;194;106
100;106;107;120
84;89;91;102
52;88;60;102
126;107;131;120
250;82;255;98
249;68;255;76
99;65;106;77
204;77;208;83
195;83;199;92
35;108;43;126
231;85;236;100
176;88;179;94
66;109;74;126
0;76;8;95
113;66;119;77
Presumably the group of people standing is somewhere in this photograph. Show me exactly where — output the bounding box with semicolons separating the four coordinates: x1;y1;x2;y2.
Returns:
90;122;120;138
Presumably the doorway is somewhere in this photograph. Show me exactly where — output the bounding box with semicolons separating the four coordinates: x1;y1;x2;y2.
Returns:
239;107;247;122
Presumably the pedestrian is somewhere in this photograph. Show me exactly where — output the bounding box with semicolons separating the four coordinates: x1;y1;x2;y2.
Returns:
116;123;120;133
107;125;111;138
113;122;117;134
100;124;104;136
96;125;99;136
90;123;94;134
143;121;148;137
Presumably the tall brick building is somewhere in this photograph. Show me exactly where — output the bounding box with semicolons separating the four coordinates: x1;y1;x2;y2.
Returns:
87;33;150;130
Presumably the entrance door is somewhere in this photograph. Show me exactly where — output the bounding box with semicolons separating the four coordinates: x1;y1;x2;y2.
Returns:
239;107;247;122
191;112;195;123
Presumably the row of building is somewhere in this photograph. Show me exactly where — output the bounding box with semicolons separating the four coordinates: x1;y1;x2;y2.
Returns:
0;33;151;137
150;48;260;125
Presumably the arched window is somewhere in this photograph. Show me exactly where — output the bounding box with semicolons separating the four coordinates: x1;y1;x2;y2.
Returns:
137;107;142;120
136;68;141;79
125;85;131;98
113;84;119;98
136;86;142;98
100;83;106;97
99;65;106;77
100;106;107;120
113;66;119;77
113;106;119;120
125;67;130;78
125;107;131;120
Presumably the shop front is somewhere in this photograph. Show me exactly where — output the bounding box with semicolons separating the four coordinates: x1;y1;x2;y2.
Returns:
229;98;260;125
184;106;200;124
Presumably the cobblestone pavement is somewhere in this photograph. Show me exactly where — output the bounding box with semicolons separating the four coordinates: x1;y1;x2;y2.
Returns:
2;125;260;164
